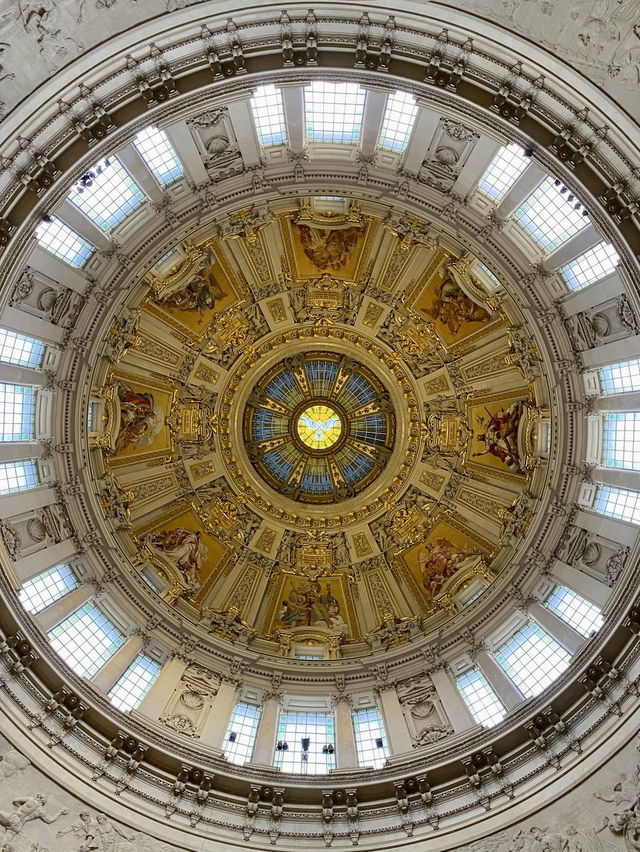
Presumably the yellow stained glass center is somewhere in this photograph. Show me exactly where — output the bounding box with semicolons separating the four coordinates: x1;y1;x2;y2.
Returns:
297;404;342;450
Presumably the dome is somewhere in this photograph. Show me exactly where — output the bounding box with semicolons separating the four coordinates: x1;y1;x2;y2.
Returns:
0;3;638;852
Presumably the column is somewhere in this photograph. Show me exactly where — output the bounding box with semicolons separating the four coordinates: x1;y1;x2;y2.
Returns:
279;84;306;155
430;667;476;733
528;601;583;654
164;120;209;185
12;538;77;582
552;559;609;608
251;693;280;766
335;698;357;769
199;679;238;748
452;136;501;198
581;334;640;369
226;93;262;167
378;687;412;753
116;144;165;203
136;655;186;719
494;162;546;219
358;87;388;160
401;101;441;175
35;582;94;632
542;223;602;272
90;632;145;693
474;648;522;710
54;199;111;251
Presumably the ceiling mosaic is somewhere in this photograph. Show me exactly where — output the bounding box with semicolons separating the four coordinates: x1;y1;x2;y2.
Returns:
91;197;549;651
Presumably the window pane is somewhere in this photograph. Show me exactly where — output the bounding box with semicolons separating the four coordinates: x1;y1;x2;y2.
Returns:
224;702;262;765
379;91;418;152
600;359;640;395
0;459;39;494
544;585;603;638
48;602;124;678
0;384;36;442
515;177;589;252
69;157;145;230
560;241;619;291
602;412;640;470
251;85;287;147
0;328;44;368
478;144;529;202
456;668;505;727
353;708;389;769
19;564;79;614
274;711;335;774
495;623;570;699
108;653;161;711
134;126;183;186
305;82;365;144
594;484;640;524
35;216;93;267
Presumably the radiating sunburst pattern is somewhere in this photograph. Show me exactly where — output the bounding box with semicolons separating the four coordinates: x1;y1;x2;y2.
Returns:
244;354;395;503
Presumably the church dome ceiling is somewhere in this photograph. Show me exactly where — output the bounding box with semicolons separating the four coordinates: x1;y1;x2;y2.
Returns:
0;3;638;849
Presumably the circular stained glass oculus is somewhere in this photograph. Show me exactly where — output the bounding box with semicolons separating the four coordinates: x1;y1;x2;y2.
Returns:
243;353;395;503
297;404;343;450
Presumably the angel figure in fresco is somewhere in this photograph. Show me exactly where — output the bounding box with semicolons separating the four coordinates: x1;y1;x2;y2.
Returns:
115;382;164;453
296;224;360;271
472;401;524;473
156;249;226;317
424;276;490;335
417;537;479;597
146;528;207;588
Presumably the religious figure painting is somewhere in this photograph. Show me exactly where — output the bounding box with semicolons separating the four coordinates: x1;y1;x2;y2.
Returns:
108;376;173;461
142;509;228;598
269;576;351;636
401;520;484;602
149;247;238;337
413;265;492;347
288;220;367;280
468;397;526;476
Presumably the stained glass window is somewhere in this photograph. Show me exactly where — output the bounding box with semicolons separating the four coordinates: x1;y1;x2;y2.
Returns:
0;329;44;368
600;359;640;395
134;126;183;185
35;216;94;267
224;702;262;765
560;241;619;291
456;668;505;727
352;708;389;768
0;384;36;442
305;82;366;144
108;653;162;711
515;177;589;252
495;623;570;699
602;412;640;470
274;711;335;774
69;157;144;230
251;85;287;147
19;564;79;614
48;603;124;678
0;459;39;494
543;585;603;638
593;485;640;524
478;144;530;201
379;91;418;152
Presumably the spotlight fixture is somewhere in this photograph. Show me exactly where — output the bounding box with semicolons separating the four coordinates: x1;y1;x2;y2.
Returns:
322;744;335;754
276;740;288;751
228;731;237;742
301;737;310;752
